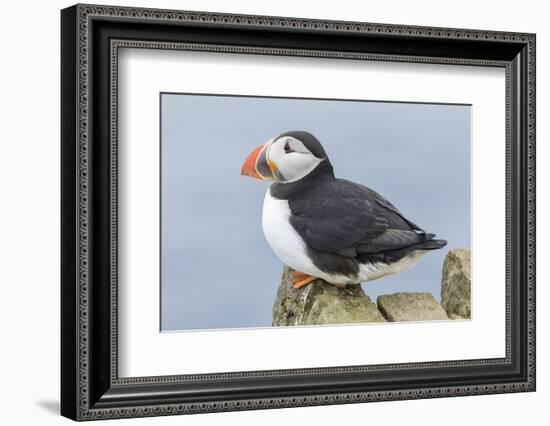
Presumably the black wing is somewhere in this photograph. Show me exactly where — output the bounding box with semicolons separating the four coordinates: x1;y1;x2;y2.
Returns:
289;179;432;258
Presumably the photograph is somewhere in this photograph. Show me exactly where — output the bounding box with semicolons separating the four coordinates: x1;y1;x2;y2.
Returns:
160;93;472;331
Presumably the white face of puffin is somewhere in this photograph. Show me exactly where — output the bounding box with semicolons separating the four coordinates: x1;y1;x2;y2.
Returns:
267;136;323;183
240;135;323;183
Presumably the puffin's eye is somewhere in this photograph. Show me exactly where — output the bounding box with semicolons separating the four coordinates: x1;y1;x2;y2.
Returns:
284;141;292;153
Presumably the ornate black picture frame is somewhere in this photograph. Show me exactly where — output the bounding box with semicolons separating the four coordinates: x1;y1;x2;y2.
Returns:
61;4;536;421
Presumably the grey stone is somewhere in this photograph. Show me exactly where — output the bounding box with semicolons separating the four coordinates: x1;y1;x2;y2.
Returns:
377;292;449;322
272;266;385;326
441;248;471;319
449;313;466;320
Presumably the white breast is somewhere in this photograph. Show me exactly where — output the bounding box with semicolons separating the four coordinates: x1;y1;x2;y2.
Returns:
262;190;322;278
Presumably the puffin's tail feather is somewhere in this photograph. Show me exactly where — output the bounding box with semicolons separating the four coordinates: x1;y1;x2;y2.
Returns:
414;238;447;250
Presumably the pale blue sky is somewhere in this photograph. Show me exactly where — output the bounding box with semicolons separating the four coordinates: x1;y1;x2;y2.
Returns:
161;93;471;331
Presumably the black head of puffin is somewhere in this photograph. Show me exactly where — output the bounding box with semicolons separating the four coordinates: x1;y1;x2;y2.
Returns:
241;131;331;183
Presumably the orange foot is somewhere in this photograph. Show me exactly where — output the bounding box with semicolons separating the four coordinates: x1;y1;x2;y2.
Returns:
292;271;319;289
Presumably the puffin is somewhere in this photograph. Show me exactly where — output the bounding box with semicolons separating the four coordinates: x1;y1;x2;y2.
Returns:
241;131;447;289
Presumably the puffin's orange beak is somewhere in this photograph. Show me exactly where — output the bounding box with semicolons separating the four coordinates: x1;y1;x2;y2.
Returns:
241;143;275;180
241;144;264;179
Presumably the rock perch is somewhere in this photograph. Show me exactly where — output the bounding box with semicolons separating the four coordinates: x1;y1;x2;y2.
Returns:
377;292;448;321
272;248;471;326
272;266;385;326
441;248;471;319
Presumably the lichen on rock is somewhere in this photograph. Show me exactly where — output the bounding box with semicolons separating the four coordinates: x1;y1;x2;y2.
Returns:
440;248;471;319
